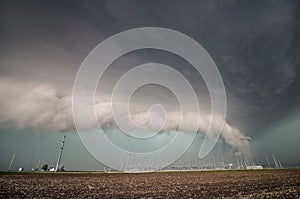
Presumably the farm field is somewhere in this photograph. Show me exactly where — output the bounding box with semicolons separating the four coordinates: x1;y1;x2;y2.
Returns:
0;169;299;198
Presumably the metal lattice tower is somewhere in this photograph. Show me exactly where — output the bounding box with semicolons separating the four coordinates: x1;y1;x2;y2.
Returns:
55;135;66;172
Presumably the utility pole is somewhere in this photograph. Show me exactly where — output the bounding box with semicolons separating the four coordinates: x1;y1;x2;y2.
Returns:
36;160;40;170
55;135;66;172
272;153;279;168
278;158;283;169
266;156;271;168
27;151;35;171
7;153;15;171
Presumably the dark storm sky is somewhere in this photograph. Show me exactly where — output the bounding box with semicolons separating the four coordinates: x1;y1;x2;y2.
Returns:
0;0;299;169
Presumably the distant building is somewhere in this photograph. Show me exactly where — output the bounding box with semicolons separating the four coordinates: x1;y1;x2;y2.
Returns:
49;167;56;172
246;165;263;170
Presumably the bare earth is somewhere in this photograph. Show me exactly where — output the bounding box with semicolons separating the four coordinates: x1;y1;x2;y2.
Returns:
0;169;299;198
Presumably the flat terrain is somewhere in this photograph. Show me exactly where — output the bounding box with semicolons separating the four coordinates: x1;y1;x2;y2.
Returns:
0;169;299;198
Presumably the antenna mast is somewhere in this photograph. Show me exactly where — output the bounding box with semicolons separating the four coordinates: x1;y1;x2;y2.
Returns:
55;135;66;172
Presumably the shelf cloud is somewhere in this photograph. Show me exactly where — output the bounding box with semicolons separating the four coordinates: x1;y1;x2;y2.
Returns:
0;78;250;154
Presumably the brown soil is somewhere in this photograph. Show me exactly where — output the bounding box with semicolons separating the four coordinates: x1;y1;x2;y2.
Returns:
1;169;299;198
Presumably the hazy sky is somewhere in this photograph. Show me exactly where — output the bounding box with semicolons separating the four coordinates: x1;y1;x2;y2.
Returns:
0;0;299;170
